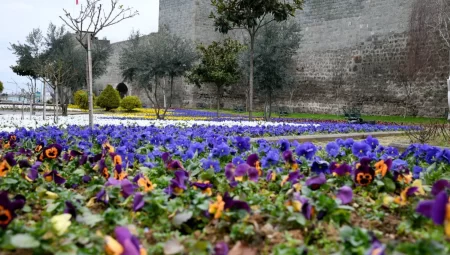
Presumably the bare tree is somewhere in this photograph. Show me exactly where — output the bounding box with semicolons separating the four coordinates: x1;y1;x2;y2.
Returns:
430;0;450;62
420;0;450;119
60;0;138;128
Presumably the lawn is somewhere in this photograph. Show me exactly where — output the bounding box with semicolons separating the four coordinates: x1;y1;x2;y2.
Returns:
200;108;446;124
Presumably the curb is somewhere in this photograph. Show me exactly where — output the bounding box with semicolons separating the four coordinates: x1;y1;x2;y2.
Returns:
250;131;405;143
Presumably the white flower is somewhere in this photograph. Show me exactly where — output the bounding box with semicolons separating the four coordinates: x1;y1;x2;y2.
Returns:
0;114;318;131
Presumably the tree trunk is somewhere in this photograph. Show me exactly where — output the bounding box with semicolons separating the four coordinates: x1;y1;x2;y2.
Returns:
87;33;94;129
163;76;167;109
61;87;69;117
249;34;255;121
29;95;33;119
55;82;59;124
216;84;222;118
447;50;450;121
154;76;162;120
268;90;272;121
169;75;174;108
43;81;46;120
62;104;68;116
21;101;24;120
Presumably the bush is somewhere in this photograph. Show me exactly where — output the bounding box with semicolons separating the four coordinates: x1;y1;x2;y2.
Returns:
74;90;89;109
120;96;142;111
97;85;121;111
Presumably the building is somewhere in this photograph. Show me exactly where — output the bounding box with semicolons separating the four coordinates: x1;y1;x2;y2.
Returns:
95;0;449;117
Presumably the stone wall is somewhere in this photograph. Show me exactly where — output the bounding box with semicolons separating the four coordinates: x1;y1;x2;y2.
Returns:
96;0;449;117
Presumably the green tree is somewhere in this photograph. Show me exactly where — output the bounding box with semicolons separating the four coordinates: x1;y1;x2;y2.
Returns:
187;39;244;117
97;84;120;111
10;28;43;115
249;21;301;120
0;81;3;94
120;96;142;111
42;24;112;116
210;0;303;120
74;90;89;109
10;23;112;117
119;29;198;119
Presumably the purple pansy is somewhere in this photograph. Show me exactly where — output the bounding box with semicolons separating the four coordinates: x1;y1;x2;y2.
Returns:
306;173;326;190
295;142;317;160
416;191;448;226
365;136;379;150
201;158;221;173
214;241;229;255
311;161;330;175
64;201;77;220
234;136;250;152
165;170;189;196
133;193;145;212
336;186;353;205
293;193;313;220
431;180;450;197
0;191;26;229
352;141;371;158
43;170;66;185
325;142;340;158
112;226;145;255
223;192;251;212
330;162;351;176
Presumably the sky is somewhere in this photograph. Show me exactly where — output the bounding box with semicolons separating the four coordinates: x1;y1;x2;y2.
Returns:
0;0;159;94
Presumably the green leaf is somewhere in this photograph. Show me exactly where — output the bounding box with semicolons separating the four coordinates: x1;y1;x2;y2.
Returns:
10;234;40;249
46;202;60;213
79;213;103;227
426;163;437;173
339;225;354;239
197;201;210;211
383;178;396;193
3;178;18;184
72;168;85;176
172;211;193;227
338;205;355;211
199;169;215;180
22;205;32;213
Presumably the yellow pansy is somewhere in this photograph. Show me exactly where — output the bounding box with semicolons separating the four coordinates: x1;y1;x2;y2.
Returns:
51;213;72;236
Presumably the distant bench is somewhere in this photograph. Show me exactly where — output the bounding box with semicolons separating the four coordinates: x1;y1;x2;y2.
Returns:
343;107;375;124
278;107;290;117
234;106;245;113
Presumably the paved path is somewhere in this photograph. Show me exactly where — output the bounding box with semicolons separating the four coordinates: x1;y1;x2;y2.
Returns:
250;131;405;143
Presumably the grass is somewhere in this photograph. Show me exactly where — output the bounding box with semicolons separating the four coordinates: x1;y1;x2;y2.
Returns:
200;108;446;124
69;104;446;124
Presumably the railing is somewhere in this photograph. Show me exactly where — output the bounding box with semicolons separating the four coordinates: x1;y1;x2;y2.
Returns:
0;102;83;112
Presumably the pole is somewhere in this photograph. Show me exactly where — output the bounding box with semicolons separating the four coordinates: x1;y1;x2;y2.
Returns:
43;81;46;119
87;33;94;129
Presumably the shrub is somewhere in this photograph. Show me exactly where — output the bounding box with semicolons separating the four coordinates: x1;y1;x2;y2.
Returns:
73;90;89;109
97;85;121;111
120;96;142;111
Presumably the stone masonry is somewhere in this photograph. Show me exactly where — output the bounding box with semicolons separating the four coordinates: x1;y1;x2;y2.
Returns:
95;0;450;117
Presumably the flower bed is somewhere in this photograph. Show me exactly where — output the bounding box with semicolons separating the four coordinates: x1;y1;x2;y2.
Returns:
0;114;415;135
0;124;449;254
